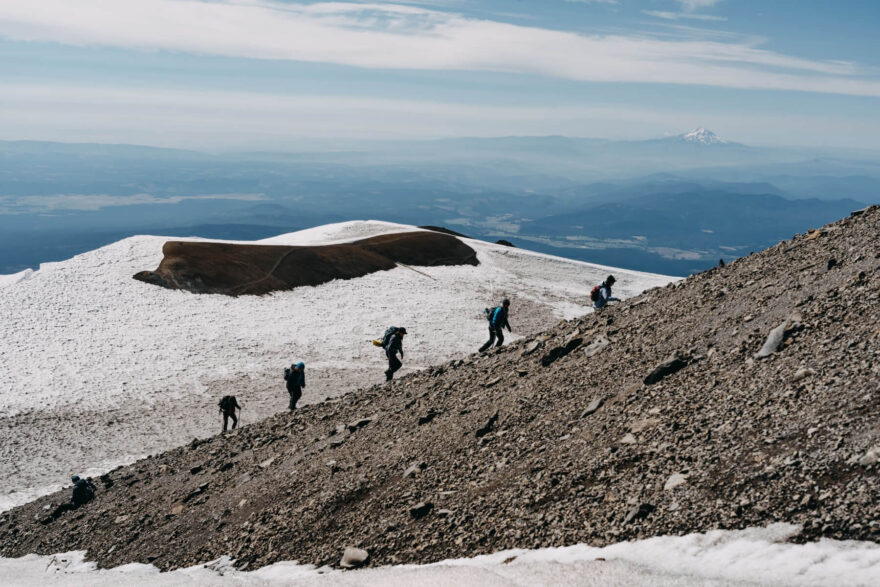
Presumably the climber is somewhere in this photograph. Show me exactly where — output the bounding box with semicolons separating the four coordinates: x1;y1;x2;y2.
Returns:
479;298;511;352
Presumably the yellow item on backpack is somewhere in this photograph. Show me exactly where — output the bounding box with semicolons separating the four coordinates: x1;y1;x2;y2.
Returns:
371;339;383;347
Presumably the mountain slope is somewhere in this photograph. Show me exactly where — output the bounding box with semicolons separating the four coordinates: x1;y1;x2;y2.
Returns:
1;208;877;570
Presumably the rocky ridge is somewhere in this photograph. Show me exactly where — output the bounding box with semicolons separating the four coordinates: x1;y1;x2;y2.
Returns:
1;207;878;571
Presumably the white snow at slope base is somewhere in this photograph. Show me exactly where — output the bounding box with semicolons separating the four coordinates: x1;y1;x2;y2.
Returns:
1;524;878;587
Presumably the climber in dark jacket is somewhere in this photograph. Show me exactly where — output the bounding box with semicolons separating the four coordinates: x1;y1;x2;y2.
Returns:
284;362;305;410
47;475;96;522
70;475;96;506
218;395;241;431
384;328;406;381
479;298;511;352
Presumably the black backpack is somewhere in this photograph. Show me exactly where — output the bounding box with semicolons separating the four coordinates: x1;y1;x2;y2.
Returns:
484;307;499;322
72;479;96;505
381;326;399;348
218;395;237;412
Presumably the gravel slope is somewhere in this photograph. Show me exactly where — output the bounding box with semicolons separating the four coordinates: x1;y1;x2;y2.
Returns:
1;208;877;572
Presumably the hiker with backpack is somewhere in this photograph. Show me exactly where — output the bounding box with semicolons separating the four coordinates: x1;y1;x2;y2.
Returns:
284;362;305;410
591;275;619;310
48;474;96;521
381;327;406;381
70;474;96;506
479;298;511;352
218;395;241;432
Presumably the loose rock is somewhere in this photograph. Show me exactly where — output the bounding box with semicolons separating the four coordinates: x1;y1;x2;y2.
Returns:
340;547;369;569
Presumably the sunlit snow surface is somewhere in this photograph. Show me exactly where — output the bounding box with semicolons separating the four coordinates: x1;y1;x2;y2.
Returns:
0;221;674;511
1;524;878;586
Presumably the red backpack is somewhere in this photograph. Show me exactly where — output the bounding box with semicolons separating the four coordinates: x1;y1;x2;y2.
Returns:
590;285;601;302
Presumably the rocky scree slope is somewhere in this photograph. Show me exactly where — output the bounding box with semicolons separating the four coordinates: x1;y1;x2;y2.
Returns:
1;207;878;571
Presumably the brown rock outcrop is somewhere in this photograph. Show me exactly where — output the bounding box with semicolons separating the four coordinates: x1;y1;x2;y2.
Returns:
134;231;478;295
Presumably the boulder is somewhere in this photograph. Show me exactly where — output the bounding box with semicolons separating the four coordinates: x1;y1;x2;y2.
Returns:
340;547;369;569
408;502;434;519
580;398;604;418
644;354;689;385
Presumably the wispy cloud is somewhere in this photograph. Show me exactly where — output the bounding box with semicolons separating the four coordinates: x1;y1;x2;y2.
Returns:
676;0;724;10
648;0;726;22
644;10;727;22
0;1;877;96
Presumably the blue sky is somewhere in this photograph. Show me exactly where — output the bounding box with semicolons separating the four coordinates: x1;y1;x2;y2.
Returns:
1;0;879;150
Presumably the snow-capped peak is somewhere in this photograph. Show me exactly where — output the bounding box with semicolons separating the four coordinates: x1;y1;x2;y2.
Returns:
677;127;726;145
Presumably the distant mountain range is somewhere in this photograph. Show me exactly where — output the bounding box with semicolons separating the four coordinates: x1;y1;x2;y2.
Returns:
0;134;876;275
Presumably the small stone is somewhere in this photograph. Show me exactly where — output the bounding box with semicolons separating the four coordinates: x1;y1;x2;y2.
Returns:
170;504;184;515
664;473;688;491
409;502;434;519
522;340;542;357
340;547;369;569
583;337;611;358
756;321;788;358
476;412;499;438
485;377;502;388
581;398;604;418
791;367;816;382
644;354;689;385
403;462;427;478
259;457;276;469
435;509;453;518
347;417;375;433
624;503;655;524
189;465;202;475
629;418;659;433
850;446;880;466
620;433;637;445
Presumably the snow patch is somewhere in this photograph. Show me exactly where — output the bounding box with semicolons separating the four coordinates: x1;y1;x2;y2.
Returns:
1;525;877;586
0;268;33;288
